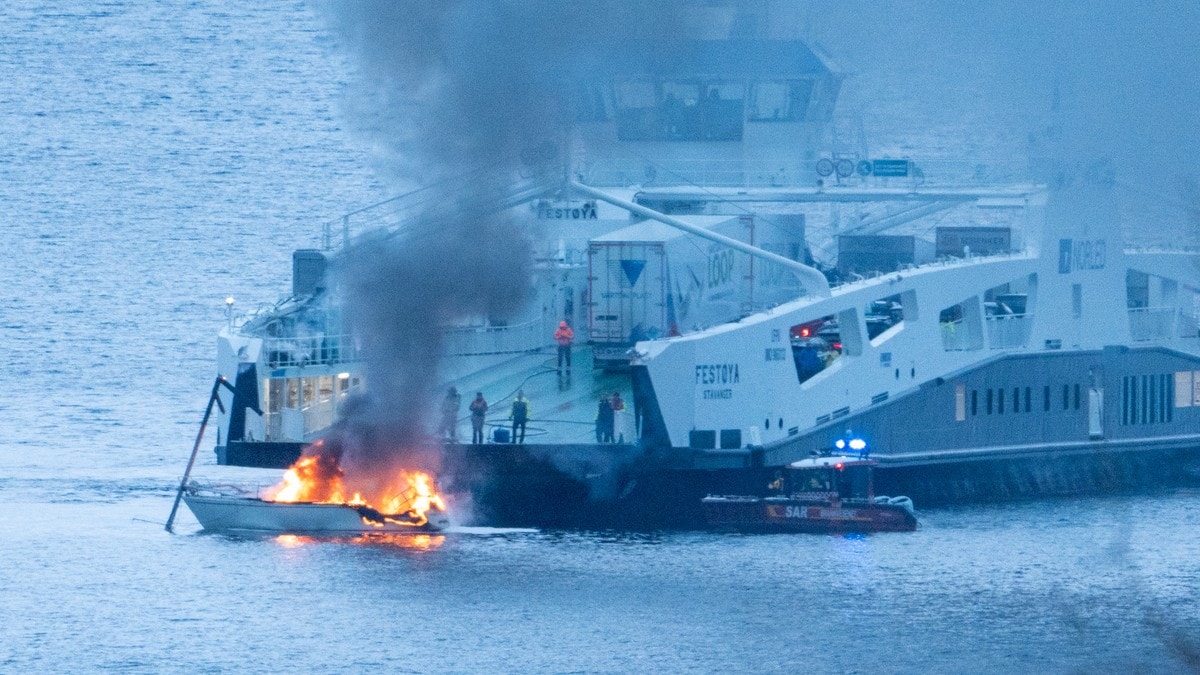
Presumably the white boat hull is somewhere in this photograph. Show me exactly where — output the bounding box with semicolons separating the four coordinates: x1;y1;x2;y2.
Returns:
183;493;448;533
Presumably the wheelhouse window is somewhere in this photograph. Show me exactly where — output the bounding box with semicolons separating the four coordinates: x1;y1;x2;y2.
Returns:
615;79;745;142
575;82;609;122
748;80;814;121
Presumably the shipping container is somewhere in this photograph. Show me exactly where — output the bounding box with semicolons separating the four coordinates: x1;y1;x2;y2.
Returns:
589;215;803;368
837;234;934;276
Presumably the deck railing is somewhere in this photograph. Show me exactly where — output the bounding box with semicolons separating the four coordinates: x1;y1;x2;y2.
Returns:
940;319;973;351
444;317;552;357
263;334;360;369
986;314;1032;349
1128;307;1177;342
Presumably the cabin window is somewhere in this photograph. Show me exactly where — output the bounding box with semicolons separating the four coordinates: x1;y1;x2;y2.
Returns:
1044;385;1051;411
1024;387;1032;413
986;389;993;414
575;82;608;122
971;390;978;416
748;80;814;121
1062;384;1070;411
614;79;744;142
1012;388;1020;413
1074;384;1081;410
998;388;1005;414
268;379;283;414
301;377;314;407
955;384;966;422
285;378;299;409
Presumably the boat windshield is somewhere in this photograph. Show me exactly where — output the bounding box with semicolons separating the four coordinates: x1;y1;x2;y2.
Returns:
794;466;871;499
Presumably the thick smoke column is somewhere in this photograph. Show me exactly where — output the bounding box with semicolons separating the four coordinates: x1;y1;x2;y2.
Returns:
312;1;693;474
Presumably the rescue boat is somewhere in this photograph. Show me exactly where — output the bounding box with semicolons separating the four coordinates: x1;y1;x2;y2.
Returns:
702;454;917;533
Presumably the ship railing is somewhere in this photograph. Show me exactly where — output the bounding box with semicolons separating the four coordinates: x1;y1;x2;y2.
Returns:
186;479;273;500
263;334;360;369
319;171;557;252
443;316;552;357
986;314;1032;349
939;318;975;351
1128;306;1182;342
302;398;336;438
580;158;1030;189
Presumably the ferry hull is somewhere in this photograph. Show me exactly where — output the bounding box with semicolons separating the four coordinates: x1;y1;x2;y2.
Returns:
211;437;1200;530
182;494;448;533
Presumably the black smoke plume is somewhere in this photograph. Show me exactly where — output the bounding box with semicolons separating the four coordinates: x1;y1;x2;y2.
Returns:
308;1;694;476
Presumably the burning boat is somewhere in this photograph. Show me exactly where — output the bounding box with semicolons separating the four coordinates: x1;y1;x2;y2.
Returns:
183;456;450;533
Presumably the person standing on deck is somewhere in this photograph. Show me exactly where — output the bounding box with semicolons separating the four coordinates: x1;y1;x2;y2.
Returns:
554;320;574;373
596;395;615;443
469;392;488;445
440;386;461;441
610;391;628;443
510;390;531;444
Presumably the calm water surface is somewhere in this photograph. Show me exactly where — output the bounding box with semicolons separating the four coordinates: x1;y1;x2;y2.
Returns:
0;2;1197;672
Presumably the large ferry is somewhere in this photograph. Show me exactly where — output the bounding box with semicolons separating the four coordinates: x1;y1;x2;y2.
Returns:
209;10;1200;527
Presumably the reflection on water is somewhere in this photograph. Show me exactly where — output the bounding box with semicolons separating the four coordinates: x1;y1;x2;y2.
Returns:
271;532;447;550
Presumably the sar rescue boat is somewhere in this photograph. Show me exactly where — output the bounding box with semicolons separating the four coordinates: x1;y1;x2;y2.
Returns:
703;454;917;533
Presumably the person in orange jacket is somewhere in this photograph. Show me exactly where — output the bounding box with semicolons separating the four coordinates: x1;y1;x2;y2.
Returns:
554;320;575;373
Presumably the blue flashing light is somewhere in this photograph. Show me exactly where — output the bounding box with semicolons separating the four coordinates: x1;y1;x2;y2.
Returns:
835;439;846;449
848;438;867;452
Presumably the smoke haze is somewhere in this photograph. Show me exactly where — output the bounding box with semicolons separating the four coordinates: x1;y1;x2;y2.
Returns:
310;1;694;474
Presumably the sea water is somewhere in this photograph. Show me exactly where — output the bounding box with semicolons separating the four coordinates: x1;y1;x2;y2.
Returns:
1;2;1197;672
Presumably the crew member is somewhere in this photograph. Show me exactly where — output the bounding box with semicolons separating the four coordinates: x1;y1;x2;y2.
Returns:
768;471;785;493
596;395;614;443
610;391;627;443
440;386;461;441
510;390;530;444
469;392;488;445
554;320;574;373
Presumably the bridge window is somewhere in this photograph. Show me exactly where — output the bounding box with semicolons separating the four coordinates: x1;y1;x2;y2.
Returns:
748;80;814;121
615;79;744;142
575;82;609;122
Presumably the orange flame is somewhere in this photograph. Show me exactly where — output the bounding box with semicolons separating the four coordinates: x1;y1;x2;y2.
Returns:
263;453;448;528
